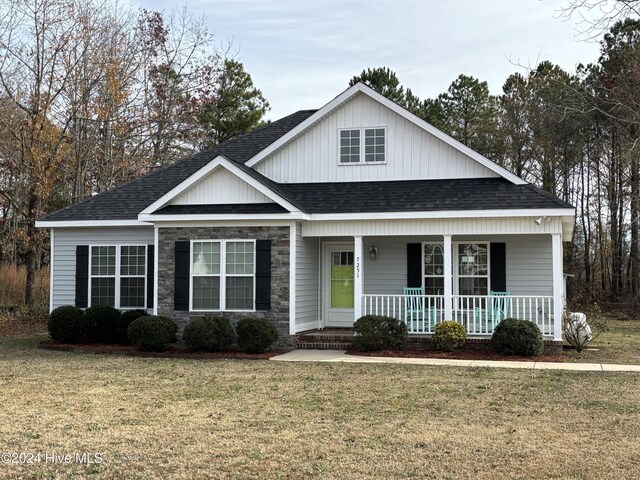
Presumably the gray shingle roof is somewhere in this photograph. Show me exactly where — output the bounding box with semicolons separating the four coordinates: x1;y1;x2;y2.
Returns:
276;178;573;213
39;107;573;222
40;109;317;221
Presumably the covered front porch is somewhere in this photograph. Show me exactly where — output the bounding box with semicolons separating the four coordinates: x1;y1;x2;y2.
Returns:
293;217;568;342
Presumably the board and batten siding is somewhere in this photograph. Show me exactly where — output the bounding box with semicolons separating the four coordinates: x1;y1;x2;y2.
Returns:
362;235;552;297
256;92;500;183
294;224;319;331
51;227;154;309
172;167;273;205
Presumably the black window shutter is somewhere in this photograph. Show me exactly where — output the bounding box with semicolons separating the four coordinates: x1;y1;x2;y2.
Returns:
75;245;89;308
255;240;271;310
490;243;507;292
407;243;422;288
174;241;190;311
147;245;154;310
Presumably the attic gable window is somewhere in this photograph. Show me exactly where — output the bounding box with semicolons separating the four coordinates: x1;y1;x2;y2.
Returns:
365;128;385;162
339;128;385;164
340;129;360;163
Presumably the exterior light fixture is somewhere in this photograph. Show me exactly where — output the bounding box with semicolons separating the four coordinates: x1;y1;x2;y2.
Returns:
369;245;378;260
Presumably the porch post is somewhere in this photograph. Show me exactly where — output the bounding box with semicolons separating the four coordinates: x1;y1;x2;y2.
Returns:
354;236;363;321
443;235;453;320
552;233;563;341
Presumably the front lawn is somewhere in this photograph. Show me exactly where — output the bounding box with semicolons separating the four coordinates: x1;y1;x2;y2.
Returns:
0;336;639;479
564;317;640;365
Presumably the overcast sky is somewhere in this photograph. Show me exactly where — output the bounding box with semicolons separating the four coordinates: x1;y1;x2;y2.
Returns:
140;0;604;120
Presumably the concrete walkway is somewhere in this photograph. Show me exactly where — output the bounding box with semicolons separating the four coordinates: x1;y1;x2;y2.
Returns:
271;349;640;372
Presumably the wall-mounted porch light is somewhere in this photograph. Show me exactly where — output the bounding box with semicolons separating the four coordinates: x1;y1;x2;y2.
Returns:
534;216;552;225
369;245;378;260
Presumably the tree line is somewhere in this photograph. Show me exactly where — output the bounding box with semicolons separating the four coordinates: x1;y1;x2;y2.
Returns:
351;17;640;312
0;0;268;307
2;0;640;314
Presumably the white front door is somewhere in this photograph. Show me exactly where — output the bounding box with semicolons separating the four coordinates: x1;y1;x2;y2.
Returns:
323;243;355;327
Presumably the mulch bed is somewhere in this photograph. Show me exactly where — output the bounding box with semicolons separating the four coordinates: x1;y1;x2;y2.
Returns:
39;340;286;360
346;348;564;362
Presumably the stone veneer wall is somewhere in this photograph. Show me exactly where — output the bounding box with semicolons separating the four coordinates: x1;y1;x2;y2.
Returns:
157;226;292;348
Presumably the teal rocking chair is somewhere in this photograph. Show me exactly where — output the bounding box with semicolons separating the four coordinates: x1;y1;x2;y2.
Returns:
474;291;510;333
403;287;437;332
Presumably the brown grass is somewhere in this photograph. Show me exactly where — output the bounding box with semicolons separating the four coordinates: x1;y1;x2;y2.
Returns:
0;263;49;308
564;317;640;365
0;264;49;336
0;336;639;479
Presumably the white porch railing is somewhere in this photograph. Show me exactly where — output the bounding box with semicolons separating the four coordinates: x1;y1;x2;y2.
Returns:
361;294;554;336
361;295;445;334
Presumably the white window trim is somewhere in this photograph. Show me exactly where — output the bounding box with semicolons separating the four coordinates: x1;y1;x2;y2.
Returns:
88;244;148;310
421;241;492;295
337;127;387;165
189;239;257;313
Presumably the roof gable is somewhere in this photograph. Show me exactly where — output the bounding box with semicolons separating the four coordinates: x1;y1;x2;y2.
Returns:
246;83;526;185
171;167;274;205
140;156;301;216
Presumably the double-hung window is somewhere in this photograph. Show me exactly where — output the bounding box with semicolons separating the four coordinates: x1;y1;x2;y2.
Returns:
423;243;445;295
120;246;147;308
421;242;491;296
339;127;385;164
89;245;146;309
191;240;255;311
457;243;489;295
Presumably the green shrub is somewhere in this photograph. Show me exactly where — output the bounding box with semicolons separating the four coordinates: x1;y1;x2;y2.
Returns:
80;305;121;343
116;310;148;344
352;315;408;352
127;315;177;351
432;320;467;352
183;316;235;351
48;305;83;343
491;318;544;356
235;318;278;354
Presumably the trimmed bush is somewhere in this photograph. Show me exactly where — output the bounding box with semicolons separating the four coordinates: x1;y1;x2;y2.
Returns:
128;315;177;351
235;318;278;354
116;310;148;344
183;316;235;351
432;320;467;352
352;315;408;352
80;305;121;343
491;318;544;356
48;305;84;343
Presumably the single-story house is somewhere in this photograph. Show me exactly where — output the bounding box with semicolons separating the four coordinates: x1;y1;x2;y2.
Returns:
37;82;575;348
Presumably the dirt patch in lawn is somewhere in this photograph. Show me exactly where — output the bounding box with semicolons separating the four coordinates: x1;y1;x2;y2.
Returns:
346;348;563;362
39;340;286;359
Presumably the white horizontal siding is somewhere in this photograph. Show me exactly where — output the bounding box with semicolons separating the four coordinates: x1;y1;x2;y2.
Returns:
295;225;319;330
51;227;154;309
302;217;563;237
362;235;552;297
256;93;499;183
505;236;553;297
172;167;273;205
